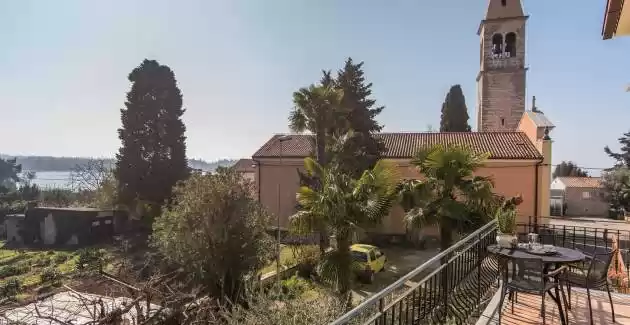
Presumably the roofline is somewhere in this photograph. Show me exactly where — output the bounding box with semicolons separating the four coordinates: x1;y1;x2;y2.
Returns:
253;155;543;160
602;0;624;40
477;15;529;35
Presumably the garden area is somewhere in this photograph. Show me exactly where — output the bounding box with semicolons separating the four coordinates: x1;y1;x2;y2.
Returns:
0;241;117;303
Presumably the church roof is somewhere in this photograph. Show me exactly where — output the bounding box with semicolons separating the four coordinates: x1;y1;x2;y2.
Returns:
253;132;543;160
484;0;525;20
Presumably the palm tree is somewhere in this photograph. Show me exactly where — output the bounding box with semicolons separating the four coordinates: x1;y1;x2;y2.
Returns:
289;84;345;167
289;83;346;255
397;144;497;252
290;157;399;299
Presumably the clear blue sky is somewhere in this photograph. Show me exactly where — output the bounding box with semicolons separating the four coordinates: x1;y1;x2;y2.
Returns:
1;0;628;173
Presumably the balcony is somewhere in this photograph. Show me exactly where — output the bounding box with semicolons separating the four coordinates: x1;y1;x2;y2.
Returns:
479;288;630;324
330;217;630;325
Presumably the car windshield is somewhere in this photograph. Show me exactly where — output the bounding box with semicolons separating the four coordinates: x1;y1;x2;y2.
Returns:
351;251;368;262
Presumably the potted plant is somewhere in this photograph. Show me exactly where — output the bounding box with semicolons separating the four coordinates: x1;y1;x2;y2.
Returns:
495;207;518;248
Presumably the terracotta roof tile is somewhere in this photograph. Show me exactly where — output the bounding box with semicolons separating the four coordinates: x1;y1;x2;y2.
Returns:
557;177;603;188
252;132;542;160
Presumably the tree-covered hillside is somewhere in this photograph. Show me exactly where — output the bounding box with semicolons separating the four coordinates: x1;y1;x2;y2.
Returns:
0;154;236;172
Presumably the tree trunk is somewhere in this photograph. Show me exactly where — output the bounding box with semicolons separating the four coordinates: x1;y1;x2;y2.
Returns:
336;231;352;301
315;130;330;254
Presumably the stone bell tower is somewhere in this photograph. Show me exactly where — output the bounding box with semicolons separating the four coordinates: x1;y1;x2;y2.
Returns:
476;0;528;132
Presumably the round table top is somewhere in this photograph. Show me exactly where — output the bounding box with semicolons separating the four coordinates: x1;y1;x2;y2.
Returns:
487;244;586;264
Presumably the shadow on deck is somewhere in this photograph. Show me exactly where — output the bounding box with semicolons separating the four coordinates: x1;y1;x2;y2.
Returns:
477;287;630;324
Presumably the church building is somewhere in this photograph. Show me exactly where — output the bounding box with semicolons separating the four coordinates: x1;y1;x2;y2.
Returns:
245;0;555;238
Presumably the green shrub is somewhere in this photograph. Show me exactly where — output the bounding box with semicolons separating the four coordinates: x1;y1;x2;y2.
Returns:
53;252;71;264
33;255;52;267
224;289;348;325
77;248;104;271
281;274;310;298
40;267;61;285
294;245;320;278
1;278;22;298
0;263;29;277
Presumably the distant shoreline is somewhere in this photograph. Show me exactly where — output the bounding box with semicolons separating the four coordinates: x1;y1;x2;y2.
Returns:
1;154;237;173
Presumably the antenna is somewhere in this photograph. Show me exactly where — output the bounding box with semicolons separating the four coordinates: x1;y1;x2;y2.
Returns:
531;96;537;112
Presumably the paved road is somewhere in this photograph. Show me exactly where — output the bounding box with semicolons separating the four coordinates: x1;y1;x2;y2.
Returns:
351;247;440;304
547;216;630;232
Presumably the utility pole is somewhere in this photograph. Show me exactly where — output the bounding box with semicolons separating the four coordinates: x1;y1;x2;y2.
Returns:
276;135;292;291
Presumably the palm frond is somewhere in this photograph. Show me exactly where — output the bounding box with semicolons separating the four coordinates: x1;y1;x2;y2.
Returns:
316;250;353;290
288;108;307;133
397;179;433;211
289;210;321;235
295;185;319;208
302;157;325;178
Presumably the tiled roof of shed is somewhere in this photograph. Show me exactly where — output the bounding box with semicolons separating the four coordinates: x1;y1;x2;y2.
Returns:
253;132;543;160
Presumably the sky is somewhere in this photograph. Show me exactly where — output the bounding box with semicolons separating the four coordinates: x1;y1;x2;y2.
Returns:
1;0;629;174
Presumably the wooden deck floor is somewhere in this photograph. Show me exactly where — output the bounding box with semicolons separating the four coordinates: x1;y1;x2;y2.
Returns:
480;288;630;324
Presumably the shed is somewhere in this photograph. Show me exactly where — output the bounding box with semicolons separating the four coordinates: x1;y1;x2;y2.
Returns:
21;207;116;246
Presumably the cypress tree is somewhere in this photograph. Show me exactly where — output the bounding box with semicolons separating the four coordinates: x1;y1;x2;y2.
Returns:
115;59;189;210
439;84;471;132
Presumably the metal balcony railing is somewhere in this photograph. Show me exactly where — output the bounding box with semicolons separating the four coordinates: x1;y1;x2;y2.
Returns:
330;220;499;325
330;216;630;325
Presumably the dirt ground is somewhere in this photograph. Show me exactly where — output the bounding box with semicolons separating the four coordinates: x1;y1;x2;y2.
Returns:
351;246;440;304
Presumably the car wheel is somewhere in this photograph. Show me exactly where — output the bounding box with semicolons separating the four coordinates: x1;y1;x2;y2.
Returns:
367;271;375;284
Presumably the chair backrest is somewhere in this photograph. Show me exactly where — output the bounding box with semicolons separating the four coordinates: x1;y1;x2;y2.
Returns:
587;248;617;283
513;257;545;280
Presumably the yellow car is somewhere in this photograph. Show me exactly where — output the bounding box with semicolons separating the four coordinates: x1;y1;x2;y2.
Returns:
350;244;387;283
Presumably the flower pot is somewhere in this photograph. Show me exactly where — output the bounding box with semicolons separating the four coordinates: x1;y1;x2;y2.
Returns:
496;233;517;248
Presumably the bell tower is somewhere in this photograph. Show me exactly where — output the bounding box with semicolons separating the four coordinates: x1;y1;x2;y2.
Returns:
476;0;528;132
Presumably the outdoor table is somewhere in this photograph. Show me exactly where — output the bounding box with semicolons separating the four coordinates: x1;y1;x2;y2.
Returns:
487;244;587;325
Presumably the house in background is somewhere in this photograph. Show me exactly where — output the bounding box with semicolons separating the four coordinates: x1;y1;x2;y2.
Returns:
550;177;608;217
602;0;630;39
233;158;257;197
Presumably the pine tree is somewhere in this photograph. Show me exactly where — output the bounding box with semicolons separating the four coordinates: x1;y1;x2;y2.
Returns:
605;131;630;168
552;161;589;178
439;84;471;132
333;57;386;178
115;59;189;210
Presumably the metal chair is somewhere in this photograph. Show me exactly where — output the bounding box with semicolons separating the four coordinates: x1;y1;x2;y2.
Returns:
564;248;617;324
500;257;568;325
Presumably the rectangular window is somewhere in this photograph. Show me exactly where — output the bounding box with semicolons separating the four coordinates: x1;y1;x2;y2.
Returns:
582;191;591;199
351;252;367;262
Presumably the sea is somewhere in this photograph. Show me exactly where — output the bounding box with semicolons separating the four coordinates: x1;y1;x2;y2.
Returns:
28;171;73;190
